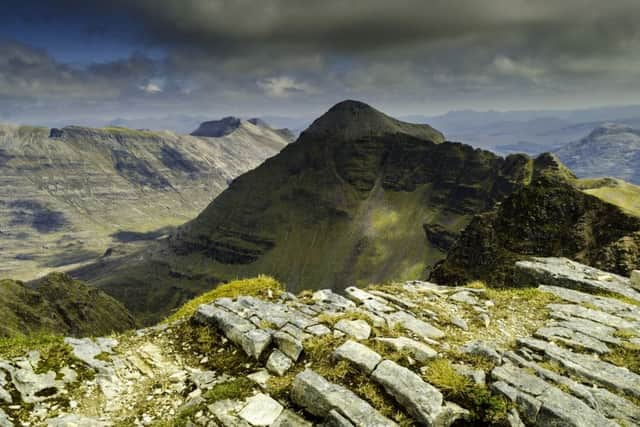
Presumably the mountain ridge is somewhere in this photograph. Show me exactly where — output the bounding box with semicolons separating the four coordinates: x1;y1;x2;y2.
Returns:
0;121;290;280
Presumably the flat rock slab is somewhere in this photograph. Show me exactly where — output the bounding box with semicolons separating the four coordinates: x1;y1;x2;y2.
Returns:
492;363;619;427
449;291;479;305
538;285;640;322
459;340;502;364
385;311;445;341
534;326;610;354
266;350;293;377
291;369;396;426
272;331;303;361
45;414;110;427
334;319;371;340
238;393;284;426
0;408;12;427
371;360;446;426
208;399;251;427
518;337;640;399
312;290;356;311
548;304;637;330
375;337;437;362
516;257;640;303
333;341;382;374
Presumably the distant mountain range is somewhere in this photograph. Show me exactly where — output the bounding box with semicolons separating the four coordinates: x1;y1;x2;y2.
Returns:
0;119;291;280
554;123;640;184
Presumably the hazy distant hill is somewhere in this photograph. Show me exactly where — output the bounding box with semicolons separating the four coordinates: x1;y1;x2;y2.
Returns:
0;120;290;280
405;104;640;154
554;123;640;184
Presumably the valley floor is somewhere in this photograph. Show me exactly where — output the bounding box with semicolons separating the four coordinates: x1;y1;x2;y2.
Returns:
1;257;639;426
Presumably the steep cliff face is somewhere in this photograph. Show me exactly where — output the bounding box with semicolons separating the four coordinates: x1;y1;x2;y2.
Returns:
431;157;640;286
0;121;289;280
83;101;544;321
0;273;135;337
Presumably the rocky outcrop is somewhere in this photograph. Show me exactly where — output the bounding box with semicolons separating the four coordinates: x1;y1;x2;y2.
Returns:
0;122;289;280
431;172;640;285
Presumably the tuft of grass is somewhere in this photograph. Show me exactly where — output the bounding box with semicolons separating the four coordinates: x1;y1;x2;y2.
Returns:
203;377;255;402
614;329;638;339
0;333;65;360
423;358;472;394
423;358;509;424
166;275;283;322
172;322;259;375
602;342;640;375
466;280;487;289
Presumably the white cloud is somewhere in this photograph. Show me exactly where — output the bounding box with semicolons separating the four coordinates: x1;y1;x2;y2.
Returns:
493;56;545;83
257;76;319;98
140;82;163;93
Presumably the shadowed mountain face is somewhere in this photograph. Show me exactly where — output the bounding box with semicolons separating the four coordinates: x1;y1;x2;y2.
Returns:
82;100;553;321
555;123;640;184
0;121;290;280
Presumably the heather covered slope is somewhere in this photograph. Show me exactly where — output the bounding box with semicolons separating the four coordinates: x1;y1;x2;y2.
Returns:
0;273;135;338
82;101;548;321
0;120;289;280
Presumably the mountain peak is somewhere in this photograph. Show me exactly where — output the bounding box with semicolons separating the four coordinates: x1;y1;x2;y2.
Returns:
190;116;243;137
304;99;445;143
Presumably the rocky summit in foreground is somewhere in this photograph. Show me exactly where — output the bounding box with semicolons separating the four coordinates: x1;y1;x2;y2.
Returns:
0;120;290;280
1;257;638;426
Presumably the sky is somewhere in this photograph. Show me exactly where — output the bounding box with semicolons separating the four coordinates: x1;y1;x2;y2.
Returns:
1;0;639;126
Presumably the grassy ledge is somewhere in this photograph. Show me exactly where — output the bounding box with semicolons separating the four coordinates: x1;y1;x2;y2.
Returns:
165;275;284;323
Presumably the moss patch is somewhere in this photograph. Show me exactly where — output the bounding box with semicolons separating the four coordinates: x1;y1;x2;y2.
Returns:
423;358;510;425
203;377;255;402
602;342;640;375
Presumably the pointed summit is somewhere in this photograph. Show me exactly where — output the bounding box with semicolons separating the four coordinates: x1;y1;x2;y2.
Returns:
304;100;445;143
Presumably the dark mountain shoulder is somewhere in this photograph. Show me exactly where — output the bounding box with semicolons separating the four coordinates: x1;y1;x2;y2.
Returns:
0;273;136;338
431;174;640;286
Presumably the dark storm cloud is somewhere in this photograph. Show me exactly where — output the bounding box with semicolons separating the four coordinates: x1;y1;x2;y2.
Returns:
113;0;640;56
1;0;640;122
95;0;640;106
0;41;157;99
